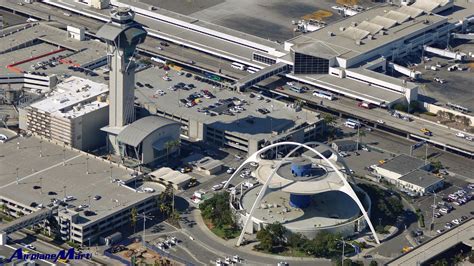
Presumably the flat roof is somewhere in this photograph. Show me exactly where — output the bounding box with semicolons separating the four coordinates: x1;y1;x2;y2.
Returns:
30;76;108;117
399;169;443;189
288;5;447;61
378;154;428;176
135;68;320;141
0;136;160;227
240;185;360;228
291;73;404;104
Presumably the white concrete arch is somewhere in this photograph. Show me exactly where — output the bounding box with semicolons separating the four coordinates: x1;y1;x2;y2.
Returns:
224;141;380;246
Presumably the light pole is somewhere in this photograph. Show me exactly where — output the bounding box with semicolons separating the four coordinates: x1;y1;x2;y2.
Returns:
341;238;345;266
62;149;66;166
17;141;20;150
110;166;113;182
16;167;19;184
63;185;67;199
39;177;43;194
138;212;154;247
86;157;89;174
39;140;43;158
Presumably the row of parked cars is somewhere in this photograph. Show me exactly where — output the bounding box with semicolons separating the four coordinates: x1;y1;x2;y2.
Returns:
215;255;241;265
156;236;179;250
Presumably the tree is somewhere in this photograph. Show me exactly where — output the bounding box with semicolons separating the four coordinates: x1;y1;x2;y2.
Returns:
255;222;287;252
323;114;337;126
158;184;174;218
430;160;443;172
164;140;180;162
130;207;138;233
287;233;307;249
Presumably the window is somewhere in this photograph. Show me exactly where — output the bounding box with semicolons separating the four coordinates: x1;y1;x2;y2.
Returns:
293;52;329;74
253;53;276;65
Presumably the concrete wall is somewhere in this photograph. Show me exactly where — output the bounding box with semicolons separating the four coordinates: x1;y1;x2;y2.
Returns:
424;103;474;125
80;105;108;151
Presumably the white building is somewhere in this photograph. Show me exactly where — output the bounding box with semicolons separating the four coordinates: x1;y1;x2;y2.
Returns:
398;169;444;195
19;76;109;150
374;154;443;195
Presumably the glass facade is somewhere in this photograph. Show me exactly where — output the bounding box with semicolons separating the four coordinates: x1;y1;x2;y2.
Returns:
253;53;277;65
293;52;329;74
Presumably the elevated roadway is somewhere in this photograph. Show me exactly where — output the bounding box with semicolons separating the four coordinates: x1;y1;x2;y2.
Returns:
279;88;474;158
387;218;474;265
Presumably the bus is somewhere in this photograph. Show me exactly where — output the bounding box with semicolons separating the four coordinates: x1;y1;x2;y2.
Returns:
231;62;246;71
313;90;334;100
289;86;304;93
247;66;260;74
344;119;360;129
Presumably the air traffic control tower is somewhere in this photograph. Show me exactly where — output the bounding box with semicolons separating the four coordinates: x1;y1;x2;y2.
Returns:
97;7;147;153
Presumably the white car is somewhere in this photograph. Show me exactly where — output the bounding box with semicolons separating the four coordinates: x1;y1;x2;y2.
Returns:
286;82;294;87
212;184;223;191
436;229;444;234
249;162;259;167
24;244;36;250
452;219;460;225
226;167;235;174
376;119;385;124
455;132;465;138
439;208;449;214
156;46;163;50
465;136;473;141
362;146;370;152
156;89;165;96
162;76;171;81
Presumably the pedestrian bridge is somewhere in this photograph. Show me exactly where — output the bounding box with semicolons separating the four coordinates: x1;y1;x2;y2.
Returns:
0;208;52;245
235;62;290;91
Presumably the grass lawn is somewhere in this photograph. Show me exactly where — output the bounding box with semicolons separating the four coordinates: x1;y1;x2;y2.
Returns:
204;218;240;239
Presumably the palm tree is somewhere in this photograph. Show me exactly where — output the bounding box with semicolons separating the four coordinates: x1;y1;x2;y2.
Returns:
130;207;138;233
164;139;180;162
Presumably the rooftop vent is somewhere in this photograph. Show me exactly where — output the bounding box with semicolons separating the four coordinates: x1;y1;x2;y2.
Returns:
339;27;345;31
355;40;362;45
327;31;334;36
367;34;374;40
351;22;358;27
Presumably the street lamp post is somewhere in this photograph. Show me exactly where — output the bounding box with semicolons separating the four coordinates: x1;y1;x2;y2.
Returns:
341;238;345;266
16;167;19;184
62;149;66;166
86;157;89;174
39;140;43;158
138;212;154;247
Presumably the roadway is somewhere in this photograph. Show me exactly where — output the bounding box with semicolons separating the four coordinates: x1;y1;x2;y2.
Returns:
278;87;474;157
0;230;96;265
387;218;474;265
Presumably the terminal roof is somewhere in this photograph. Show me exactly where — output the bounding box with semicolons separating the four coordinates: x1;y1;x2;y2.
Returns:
117;116;178;147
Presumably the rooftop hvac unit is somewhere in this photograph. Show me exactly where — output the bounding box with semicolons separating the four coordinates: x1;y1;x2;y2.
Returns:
351;22;358;27
355;40;362;45
367;34;373;40
339;27;345;31
328;31;334;36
